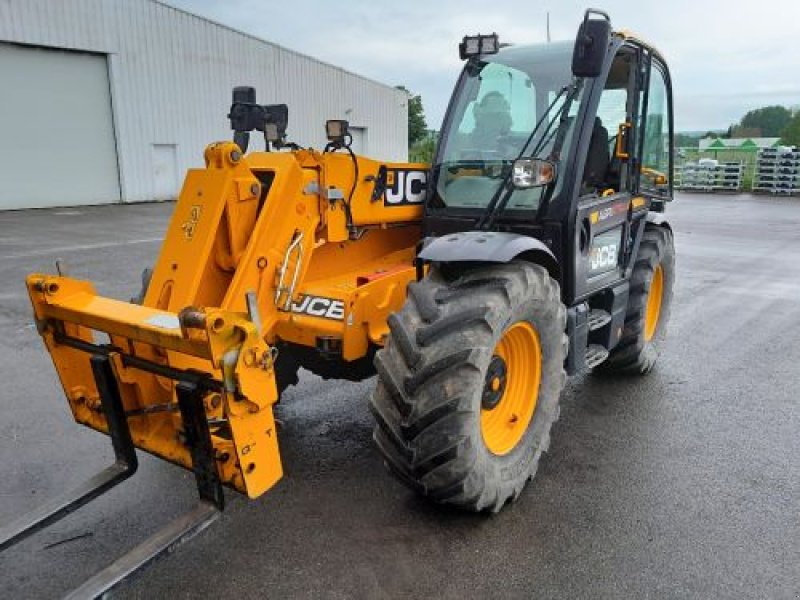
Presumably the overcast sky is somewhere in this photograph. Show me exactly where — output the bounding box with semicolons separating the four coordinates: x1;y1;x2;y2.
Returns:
167;0;800;133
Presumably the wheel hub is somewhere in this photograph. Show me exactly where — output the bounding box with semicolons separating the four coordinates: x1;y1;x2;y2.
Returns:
480;321;542;456
482;355;507;410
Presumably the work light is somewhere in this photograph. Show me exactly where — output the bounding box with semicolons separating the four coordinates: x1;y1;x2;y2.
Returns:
459;33;499;60
264;122;280;143
326;119;349;143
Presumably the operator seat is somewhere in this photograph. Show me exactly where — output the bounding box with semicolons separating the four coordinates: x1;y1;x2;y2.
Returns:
582;117;610;192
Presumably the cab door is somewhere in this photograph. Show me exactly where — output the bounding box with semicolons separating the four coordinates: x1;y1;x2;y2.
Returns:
572;44;646;301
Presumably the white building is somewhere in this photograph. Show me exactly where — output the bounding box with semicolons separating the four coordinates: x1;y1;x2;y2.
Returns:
0;0;408;210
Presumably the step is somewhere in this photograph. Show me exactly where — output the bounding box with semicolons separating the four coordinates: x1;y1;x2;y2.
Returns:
585;344;610;369
587;309;612;332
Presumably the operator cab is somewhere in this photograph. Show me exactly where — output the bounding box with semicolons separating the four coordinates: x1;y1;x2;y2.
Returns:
424;14;673;305
420;11;674;373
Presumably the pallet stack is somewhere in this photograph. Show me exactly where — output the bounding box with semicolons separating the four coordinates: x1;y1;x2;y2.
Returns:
675;159;745;192
753;146;800;195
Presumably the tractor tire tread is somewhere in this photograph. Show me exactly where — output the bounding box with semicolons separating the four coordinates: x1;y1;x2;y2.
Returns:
370;261;567;512
597;224;675;375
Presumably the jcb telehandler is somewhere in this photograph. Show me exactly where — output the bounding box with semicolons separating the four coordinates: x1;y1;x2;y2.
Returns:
1;10;674;596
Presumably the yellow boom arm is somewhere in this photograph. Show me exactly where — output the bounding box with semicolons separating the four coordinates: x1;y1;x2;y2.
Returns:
29;141;426;498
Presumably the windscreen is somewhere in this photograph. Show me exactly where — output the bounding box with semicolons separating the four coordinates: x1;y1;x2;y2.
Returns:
433;41;582;211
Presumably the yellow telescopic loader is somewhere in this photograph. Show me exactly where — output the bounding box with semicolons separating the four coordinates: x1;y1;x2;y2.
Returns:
1;11;675;596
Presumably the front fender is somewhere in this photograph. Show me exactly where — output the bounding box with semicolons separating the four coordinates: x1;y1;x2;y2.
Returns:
418;231;559;278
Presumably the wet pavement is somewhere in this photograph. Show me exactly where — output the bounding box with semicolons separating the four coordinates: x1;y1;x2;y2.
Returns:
0;193;797;599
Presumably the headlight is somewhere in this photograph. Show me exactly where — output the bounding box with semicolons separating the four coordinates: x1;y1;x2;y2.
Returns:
512;159;556;188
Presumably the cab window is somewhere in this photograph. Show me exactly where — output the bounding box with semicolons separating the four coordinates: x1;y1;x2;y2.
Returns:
455;62;538;145
581;50;635;195
641;63;670;191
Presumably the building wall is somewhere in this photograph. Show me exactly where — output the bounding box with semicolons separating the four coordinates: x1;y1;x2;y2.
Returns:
0;0;408;203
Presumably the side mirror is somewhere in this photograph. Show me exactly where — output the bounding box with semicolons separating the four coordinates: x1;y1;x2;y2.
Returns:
571;9;611;78
512;158;556;189
615;122;632;160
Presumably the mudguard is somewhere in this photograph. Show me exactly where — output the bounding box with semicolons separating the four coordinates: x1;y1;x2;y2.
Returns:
418;231;559;277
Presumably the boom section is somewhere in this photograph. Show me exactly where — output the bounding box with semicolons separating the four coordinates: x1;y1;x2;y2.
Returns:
28;141;426;498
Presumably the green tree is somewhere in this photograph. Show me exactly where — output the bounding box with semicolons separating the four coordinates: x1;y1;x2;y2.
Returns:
396;86;427;146
780;111;800;146
730;126;761;138
409;130;437;164
675;133;700;148
737;105;792;137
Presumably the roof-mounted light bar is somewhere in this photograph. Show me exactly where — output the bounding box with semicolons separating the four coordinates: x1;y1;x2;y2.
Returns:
459;33;499;60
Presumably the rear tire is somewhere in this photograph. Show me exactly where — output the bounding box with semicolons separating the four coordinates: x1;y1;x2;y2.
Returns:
370;261;568;512
598;224;675;374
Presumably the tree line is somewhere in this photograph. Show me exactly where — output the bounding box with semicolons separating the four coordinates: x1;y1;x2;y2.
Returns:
678;105;800;148
725;105;800;143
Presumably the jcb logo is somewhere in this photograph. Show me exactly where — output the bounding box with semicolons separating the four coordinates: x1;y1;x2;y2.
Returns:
384;169;427;206
290;294;345;321
597;207;614;221
590;244;618;271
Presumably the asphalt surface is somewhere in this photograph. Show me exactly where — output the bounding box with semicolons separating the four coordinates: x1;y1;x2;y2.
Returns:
0;194;798;599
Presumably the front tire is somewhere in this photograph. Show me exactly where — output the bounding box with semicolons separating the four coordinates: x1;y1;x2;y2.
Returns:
370;261;567;512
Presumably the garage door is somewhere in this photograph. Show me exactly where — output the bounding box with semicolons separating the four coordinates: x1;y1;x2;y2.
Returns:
0;43;120;210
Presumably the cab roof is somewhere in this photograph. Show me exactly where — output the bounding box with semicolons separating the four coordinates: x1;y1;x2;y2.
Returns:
615;29;668;65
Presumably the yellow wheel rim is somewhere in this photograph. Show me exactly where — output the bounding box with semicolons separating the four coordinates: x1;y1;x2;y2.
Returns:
480;322;542;456
644;263;664;342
